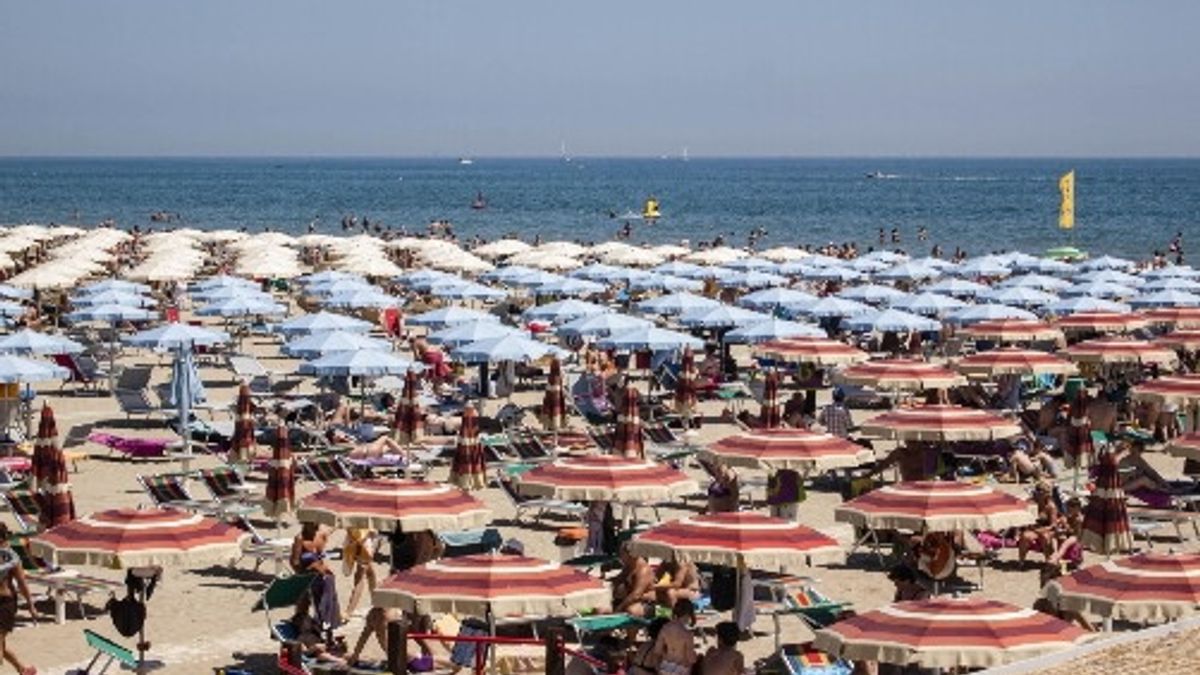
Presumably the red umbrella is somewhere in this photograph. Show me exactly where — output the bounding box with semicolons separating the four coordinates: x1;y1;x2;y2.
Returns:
629;512;842;571
834;481;1036;532
1165;433;1200;461
1155;329;1200;351
262;423;295;519
955;348;1077;377
1055;311;1149;334
814;596;1088;670
760;368;781;428
1131;375;1200;406
515;455;697;502
1080;449;1134;554
297;478;491;532
538;358;567;432
393;370;424;445
1044;551;1200;623
1144;307;1200;329
860;405;1022;442
374;554;610;617
755;337;868;366
613;384;645;458
674;348;698;419
702;428;872;472
32;405;75;529
1064;337;1178;366
960;319;1063;343
228;382;255;465
836;359;965;391
448;404;487;491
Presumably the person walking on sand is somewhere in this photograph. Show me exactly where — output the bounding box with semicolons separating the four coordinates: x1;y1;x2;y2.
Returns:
0;524;38;675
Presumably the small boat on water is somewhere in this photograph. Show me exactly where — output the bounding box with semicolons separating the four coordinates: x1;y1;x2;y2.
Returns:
458;157;474;166
471;191;487;210
865;171;898;179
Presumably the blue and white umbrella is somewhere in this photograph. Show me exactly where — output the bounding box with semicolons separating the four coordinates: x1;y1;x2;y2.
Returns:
283;330;393;359
650;261;705;277
192;275;258;292
569;263;624;281
407;306;499;329
0;355;70;383
66;303;155;323
838;284;910;306
848;258;892;273
0;284;33;300
804;266;864;282
428;322;523;348
298;350;421;377
1061;281;1138;299
125;323;231;350
955;257;1012;278
70;290;156;308
0;301;28;318
980;286;1059;308
1128;289;1200;309
738;287;819;311
557;313;653;338
1001;274;1073;292
191;285;274;303
77;279;153;296
299;270;363;286
892;292;968;317
1077;269;1142;287
536;277;606;297
1011;258;1074;274
907;256;960;272
1142;277;1200;292
1078;255;1134;272
635;292;721;317
0;329;84;355
861;250;909;264
1045;296;1131;316
677;305;772;329
948;304;1037;325
396;269;459;290
1141;265;1200;280
197;296;287;317
451;334;565;364
801;296;874;319
722;270;789;289
428;281;507;301
274;311;373;336
725;318;825;344
503;271;568;289
320;289;396;309
523;299;610;324
628;273;703;293
844;308;940;333
596;326;703;352
302;278;377;297
875;261;942;282
722;257;777;271
923;278;989;298
168;348;205;410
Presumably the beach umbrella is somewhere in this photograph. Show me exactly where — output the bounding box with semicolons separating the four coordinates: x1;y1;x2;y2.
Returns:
393;370;423;445
197;296;286;317
955;257;1012;278
1128;289;1200;309
189;285;273;304
722;270;788;289
500;269;567;288
650;261;706;277
282;330;392;358
516;455;697;502
65;303;155;324
1044;552;1200;623
1016;257;1076;274
70;290;156;308
227;383;255;466
125;323;230;350
297;479;490;532
1064;338;1178;366
838;284;910;305
595;325;704;352
1130;375;1200;406
32;405;75;529
629;512;842;571
427;280;507;301
1002;273;1073;292
557;313;652;339
321;289;397;310
427;321;522;348
955;348;1077;377
1080;449;1134;554
1142;276;1200;292
835;360;966;391
802;266;864;283
702;429;872;473
76;279;154;297
684;246;747;266
407;306;500;329
522;299;610;324
759;246;810;263
627;272;703;293
890;292;967;317
167;348;205;466
677;304;771;329
298;270;362;285
960;319;1063;343
635;292;721;316
861;405;1022;442
980;286;1059;308
814;597;1087;670
0;301;25;318
614;384;645;459
1143;265;1200;279
1062;281;1138;299
724;318;824;344
373;554;609;618
875;261;941;282
923;278;988;298
451;334;564;364
1079;254;1135;271
801;296;873;319
835;481;1035;532
448;405;487;491
947;303;1037;325
473;238;532;259
273;311;373;336
536;277;607;297
1078;269;1143;287
395;268;459;290
675;348;698;419
759;369;781;428
192;275;259;291
0;329;83;355
738;287;819;312
754;337;869;366
0;354;70;383
722;256;776;271
1165;434;1200;461
1156;329;1200;351
567;262;623;281
1143;307;1200;329
0;284;33;300
262;423;296;520
538;359;567;432
1046;296;1131;315
301;278;376;298
843;308;939;333
298;350;421;377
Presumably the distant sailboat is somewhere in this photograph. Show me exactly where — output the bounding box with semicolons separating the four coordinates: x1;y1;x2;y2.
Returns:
458;157;474;166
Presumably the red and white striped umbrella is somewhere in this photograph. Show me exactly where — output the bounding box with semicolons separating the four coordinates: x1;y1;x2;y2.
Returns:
1156;329;1200;351
538;358;567;431
393;369;423;444
30;507;249;568
448;404;487;491
755;337;869;366
229;382;255;465
1165;433;1200;461
960;319;1063;343
955;348;1077;377
628;512;843;571
516;455;697;502
760;368;781;428
702;428;873;472
613;384;645;458
32;404;75;529
1081;450;1133;554
1055;311;1149;334
262;423;295;519
674;347;698;418
373;553;610;617
814;596;1088;670
1131;375;1200;405
860;405;1022;442
297;478;491;532
1044;551;1200;623
834;481;1036;532
1064;337;1178;366
836;359;965;391
1143;307;1200;329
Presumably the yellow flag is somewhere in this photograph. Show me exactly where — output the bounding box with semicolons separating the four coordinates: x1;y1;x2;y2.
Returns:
1058;170;1075;229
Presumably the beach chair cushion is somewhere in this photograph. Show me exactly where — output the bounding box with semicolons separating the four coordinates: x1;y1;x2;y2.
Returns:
781;644;853;675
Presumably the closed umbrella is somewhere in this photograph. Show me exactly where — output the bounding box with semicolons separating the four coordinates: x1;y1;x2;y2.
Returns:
1044;552;1200;623
448;405;487;491
393;370;423;445
262;423;296;520
674;348;698;420
229;383;255;466
168;348;205;469
297;479;490;532
32;405;75;529
760;369;781;428
702;429;872;472
516;455;697;502
614;384;645;458
539;359;567;432
1080;448;1134;555
629;512;842;571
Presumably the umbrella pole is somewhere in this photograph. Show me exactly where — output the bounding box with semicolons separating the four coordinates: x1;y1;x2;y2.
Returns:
487;607;497;675
109;329;116;393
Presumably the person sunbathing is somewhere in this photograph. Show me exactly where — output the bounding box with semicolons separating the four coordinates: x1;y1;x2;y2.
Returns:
612;544;656;618
1018;482;1063;566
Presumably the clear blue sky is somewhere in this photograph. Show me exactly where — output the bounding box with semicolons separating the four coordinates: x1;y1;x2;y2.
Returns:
2;1;1197;157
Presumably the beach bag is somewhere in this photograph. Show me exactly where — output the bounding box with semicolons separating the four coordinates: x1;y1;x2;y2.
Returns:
709;567;737;611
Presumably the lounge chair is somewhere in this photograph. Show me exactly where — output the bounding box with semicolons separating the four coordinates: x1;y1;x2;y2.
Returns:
3;489;42;533
778;643;854;675
75;629;139;674
199;465;260;503
115;366;153;391
300;455;353;487
497;475;586;524
508;432;553;461
137;472;257;521
233;518;292;574
113;388;159;420
439;527;504;558
53;353;105;393
257;573;320;675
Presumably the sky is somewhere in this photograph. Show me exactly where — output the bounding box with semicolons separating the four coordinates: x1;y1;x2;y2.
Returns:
2;1;1198;157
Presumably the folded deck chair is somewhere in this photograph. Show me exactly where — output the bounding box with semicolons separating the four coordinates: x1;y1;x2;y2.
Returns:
497;475;586;524
87;432;174;460
76;629;139;674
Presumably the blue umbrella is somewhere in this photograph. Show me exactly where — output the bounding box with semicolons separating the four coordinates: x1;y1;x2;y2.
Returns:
274;311;373;336
320;290;396;310
677;304;771;329
1001;274;1073;292
70;290;156;308
628;273;703;293
0;330;83;355
739;287;818;311
283;330;393;358
408;306;500;328
197;297;287;317
844;308;940;333
725;318;825;344
0;301;28;318
1061;282;1138;299
77;279;153;295
569;263;625;281
65;304;155;323
523;299;610;324
298;350;421;377
482;265;544;284
395;269;459;290
536;277;606;297
191;286;274;303
1012;258;1074;274
0;355;70;383
451;334;565;363
428;281;508;301
1046;297;1131;316
892;292;968;317
192;275;259;291
801;296;873;319
503;270;567;289
1141;265;1200;280
838;284;910;306
803;266;864;282
722;257;777;271
168;348;205;409
0;285;33;300
723;270;789;289
650;261;705;277
635;292;721;317
557;313;653;338
981;286;1059;308
428;322;523;348
299;270;364;286
596;326;703;352
1142;277;1200;292
923;278;989;298
1078;255;1134;272
948;304;1037;325
302;279;377;297
1077;269;1142;287
875;261;942;281
125;323;230;350
1128;289;1200;309
955;257;1012;278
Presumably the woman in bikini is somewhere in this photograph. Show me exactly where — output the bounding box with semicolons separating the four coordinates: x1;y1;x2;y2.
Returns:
0;524;38;675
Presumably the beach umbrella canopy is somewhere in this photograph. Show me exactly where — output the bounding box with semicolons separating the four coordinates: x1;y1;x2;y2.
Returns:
1130;375;1200;406
1142;265;1200;279
959;319;1063;343
1001;273;1073;292
955;348;1077;377
539;359;567;432
282;330;392;358
190;284;273;303
844;309;939;333
635;292;722;316
474;238;532;259
125;323;230;350
0;354;70;383
568;263;625;281
1046;296;1131;315
192;275;259;291
861;405;1022;442
395;268;459;290
393;370;423;445
627;272;703;293
875;261;942;282
1165;434;1200;461
448;405;487;491
1061;281;1138;299
516;455;697;502
30;508;249;568
677;304;771;329
838;284;910;305
947;303;1037;325
1079;254;1135;271
721;270;788;289
1064;338;1178;366
262;424;296;519
0;301;25;318
0;285;32;300
557;312;653;339
596;326;703;352
374;553;610;617
77;279;153;295
1081;449;1134;554
32;405;75;529
536;277;607;297
755;337;869;366
427;280;507;301
980;286;1059;308
298;270;363;285
1044;552;1200;623
835;481;1035;532
522;299;610;324
802;296;873;319
814;597;1087;670
738;287;819;311
297;479;490;532
273;311;373;336
427;321;522;348
1156;329;1200;351
702;428;872;472
614;384;645;458
451;334;564;364
298;350;421;377
955;257;1012;278
891;292;968;317
724;318;824;344
675;348;698;418
923;278;989;298
722;256;776;271
407;306;500;329
500;269;567;288
0;329;84;355
197;296;286;317
1077;269;1143;287
629;512;842;571
760;368;781;428
321;289;397;309
65;303;155;323
1143;307;1200;328
804;266;864;282
1142;276;1200;292
650;261;706;277
836;360;966;391
70;290;156;308
302;278;376;297
1128;289;1200;309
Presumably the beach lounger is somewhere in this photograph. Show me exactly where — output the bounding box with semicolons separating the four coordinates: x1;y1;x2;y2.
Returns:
9;540;123;624
300;455;353;487
439;527;504;558
233;519;292;574
115;365;153;391
497;475;586;524
258;573;320;675
75;629;139;674
3;489;42;532
86;431;175;460
53;353;106;393
113;388;159;420
138;472;256;521
199;465;261;503
509;432;553;461
778;644;853;675
1127;505;1200;545
567;613;649;644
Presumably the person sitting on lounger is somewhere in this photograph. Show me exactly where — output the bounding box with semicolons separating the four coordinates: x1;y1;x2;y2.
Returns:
654;557;700;610
613;543;656;618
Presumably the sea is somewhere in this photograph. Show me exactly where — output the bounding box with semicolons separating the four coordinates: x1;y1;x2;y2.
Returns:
0;157;1196;260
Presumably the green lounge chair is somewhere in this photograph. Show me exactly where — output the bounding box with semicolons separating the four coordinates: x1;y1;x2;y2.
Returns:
77;629;138;674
